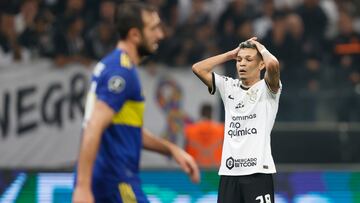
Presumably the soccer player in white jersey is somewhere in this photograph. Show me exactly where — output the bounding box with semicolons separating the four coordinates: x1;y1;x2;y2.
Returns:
192;37;281;203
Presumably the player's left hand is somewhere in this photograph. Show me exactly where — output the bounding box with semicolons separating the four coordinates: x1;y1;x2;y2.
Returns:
246;37;266;52
170;146;200;183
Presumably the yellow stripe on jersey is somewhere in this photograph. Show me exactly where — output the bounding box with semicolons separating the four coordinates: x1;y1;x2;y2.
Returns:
112;100;144;127
119;183;137;203
120;53;132;68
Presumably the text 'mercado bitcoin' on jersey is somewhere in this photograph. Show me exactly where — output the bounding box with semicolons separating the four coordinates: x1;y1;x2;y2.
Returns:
83;49;145;197
210;72;281;176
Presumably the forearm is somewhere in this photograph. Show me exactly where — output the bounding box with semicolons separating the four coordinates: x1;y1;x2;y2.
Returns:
192;52;232;73
142;129;200;184
192;52;233;87
259;48;279;69
256;45;280;91
55;55;72;67
142;128;175;156
76;123;103;188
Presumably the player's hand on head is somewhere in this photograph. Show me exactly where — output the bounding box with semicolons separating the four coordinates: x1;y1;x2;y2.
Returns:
246;36;257;42
228;47;240;60
247;36;266;52
246;37;261;46
171;146;201;184
72;186;94;203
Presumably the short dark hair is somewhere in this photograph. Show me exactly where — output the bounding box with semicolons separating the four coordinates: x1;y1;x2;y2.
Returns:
238;41;262;59
115;1;156;40
238;41;257;50
200;103;212;119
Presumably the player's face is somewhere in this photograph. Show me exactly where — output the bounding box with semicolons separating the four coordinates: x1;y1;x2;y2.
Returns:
236;48;264;81
138;11;164;57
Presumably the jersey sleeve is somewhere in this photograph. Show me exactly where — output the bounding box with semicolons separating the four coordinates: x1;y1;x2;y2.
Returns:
96;68;131;112
209;72;230;97
265;80;282;101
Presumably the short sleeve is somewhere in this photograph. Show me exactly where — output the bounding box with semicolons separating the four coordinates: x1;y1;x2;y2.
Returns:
96;68;131;112
209;72;227;96
265;80;282;100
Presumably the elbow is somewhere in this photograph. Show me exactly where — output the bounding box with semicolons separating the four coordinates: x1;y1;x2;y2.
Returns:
192;62;207;77
192;63;199;74
267;59;280;71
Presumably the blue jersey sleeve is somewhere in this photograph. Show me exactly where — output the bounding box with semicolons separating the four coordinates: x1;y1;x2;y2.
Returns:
96;68;131;112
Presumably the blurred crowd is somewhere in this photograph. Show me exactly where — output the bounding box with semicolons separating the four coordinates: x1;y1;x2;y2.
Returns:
0;0;359;122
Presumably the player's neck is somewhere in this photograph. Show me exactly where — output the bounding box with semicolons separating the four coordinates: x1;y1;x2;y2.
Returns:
241;78;260;88
117;41;140;65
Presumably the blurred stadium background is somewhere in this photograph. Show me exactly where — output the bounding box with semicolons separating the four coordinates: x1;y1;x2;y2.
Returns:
0;0;360;202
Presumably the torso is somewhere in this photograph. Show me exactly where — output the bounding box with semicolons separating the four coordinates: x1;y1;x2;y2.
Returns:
213;73;281;176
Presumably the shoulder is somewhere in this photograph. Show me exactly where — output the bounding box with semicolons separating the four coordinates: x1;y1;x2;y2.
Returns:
215;73;239;86
185;123;197;136
92;62;131;81
262;79;282;99
208;121;224;128
96;50;136;77
92;62;133;94
100;49;135;71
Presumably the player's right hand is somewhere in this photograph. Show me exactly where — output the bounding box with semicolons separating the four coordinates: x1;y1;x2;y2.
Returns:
72;186;94;203
246;36;257;42
227;47;240;60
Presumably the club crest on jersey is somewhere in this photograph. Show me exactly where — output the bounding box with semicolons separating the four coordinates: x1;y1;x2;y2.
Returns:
235;101;244;109
247;89;258;104
226;157;234;170
108;76;125;93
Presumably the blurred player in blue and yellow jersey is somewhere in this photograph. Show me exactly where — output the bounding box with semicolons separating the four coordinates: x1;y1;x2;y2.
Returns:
73;2;200;203
85;49;146;201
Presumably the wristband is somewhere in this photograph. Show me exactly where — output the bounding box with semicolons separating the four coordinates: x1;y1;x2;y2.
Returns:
260;49;269;54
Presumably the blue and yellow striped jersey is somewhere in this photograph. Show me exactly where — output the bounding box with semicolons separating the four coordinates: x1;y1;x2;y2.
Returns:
83;48;146;199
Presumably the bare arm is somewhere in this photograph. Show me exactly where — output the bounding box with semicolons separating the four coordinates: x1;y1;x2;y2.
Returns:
55;55;93;67
142;129;200;183
249;38;280;93
192;47;239;88
73;100;114;203
142;128;172;155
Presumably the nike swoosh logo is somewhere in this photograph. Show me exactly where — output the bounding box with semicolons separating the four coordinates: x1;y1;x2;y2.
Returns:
228;95;234;100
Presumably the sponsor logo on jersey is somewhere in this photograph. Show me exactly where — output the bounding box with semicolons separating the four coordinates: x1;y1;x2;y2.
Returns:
227;127;258;138
232;114;256;121
228;121;258;138
108;76;126;93
226;157;257;169
226;157;234;170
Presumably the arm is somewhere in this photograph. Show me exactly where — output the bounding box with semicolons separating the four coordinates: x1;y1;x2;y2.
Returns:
249;38;280;93
55;55;93;67
192;47;239;88
142;128;200;183
73;100;115;203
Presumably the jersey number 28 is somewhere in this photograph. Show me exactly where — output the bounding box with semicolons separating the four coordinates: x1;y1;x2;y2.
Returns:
255;194;271;203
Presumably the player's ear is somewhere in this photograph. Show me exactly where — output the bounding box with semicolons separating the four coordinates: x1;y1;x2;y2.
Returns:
128;27;142;44
259;60;265;70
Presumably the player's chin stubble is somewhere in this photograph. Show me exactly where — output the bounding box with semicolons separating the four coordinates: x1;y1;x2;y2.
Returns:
137;41;154;57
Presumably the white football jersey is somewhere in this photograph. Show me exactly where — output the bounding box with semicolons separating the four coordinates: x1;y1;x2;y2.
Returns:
211;73;281;176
